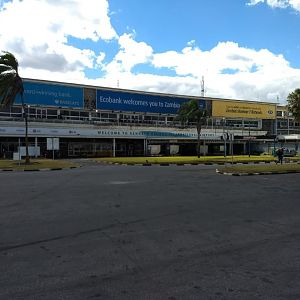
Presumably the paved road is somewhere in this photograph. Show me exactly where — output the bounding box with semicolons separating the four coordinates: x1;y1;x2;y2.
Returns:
1;163;300;299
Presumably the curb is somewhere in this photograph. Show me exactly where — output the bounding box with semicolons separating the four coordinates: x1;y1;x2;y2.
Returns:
96;160;300;167
216;168;300;176
100;161;278;167
0;165;81;172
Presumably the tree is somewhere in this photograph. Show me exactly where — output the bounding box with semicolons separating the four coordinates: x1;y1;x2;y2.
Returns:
0;51;29;163
177;99;208;158
287;88;300;122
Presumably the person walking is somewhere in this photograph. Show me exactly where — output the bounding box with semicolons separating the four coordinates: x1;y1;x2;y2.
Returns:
276;147;284;164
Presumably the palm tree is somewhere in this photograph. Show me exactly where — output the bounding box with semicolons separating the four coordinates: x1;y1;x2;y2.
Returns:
287;88;300;122
0;51;30;163
177;99;208;158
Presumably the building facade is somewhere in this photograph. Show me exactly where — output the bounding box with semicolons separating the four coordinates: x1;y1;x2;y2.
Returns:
0;78;298;159
275;105;300;155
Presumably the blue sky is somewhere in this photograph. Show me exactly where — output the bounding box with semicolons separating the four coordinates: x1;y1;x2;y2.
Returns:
0;0;300;103
110;0;299;63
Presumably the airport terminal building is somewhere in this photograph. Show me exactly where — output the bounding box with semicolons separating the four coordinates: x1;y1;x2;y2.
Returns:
0;78;299;158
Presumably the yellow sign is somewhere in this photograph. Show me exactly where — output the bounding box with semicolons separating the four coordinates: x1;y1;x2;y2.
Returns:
212;100;276;119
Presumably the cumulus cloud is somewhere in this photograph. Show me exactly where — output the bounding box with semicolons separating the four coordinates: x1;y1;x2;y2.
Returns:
0;0;300;104
247;0;300;12
0;0;117;78
104;33;153;74
289;0;300;11
247;0;264;5
149;41;300;102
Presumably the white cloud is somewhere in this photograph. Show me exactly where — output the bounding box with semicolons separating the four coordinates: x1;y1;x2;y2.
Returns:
247;0;300;11
104;33;153;74
265;0;289;9
289;0;300;11
247;0;265;5
149;41;300;102
0;0;300;104
0;0;117;76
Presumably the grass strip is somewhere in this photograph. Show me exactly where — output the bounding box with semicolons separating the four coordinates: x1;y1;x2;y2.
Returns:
0;159;79;171
95;155;282;165
219;163;300;174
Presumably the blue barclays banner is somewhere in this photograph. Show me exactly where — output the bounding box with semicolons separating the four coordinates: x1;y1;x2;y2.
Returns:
15;81;84;109
96;89;206;114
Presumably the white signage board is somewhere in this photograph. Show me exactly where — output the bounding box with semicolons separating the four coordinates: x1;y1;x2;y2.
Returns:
19;146;40;157
47;138;60;150
0;126;223;140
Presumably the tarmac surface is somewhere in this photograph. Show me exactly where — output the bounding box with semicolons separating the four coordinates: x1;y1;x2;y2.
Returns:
1;162;300;299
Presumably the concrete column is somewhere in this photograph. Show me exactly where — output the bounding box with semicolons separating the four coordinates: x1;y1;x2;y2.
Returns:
243;142;247;155
144;139;147;156
35;137;38;158
113;138;116;157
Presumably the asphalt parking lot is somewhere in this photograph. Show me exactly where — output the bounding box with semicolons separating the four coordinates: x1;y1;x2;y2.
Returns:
1;163;300;299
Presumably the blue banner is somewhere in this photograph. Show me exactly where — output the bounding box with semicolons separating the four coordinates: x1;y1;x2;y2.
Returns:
15;81;84;109
97;89;206;114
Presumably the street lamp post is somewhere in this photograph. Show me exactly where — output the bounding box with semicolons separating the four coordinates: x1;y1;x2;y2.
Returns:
222;117;226;157
248;121;251;157
286;111;290;135
21;95;30;164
